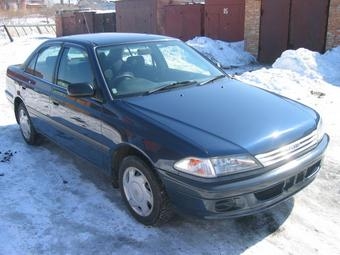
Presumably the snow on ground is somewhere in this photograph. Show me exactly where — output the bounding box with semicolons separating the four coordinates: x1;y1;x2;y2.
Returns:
1;36;340;254
0;15;53;26
187;36;256;68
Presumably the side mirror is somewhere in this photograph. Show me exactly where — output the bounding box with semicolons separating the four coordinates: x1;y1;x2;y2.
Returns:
67;83;94;97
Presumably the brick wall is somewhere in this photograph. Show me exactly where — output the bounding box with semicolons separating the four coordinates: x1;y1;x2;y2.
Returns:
244;0;261;57
326;0;340;50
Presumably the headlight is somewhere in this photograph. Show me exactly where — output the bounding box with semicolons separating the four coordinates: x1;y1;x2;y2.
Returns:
174;157;215;177
174;155;261;178
210;155;261;175
316;117;325;142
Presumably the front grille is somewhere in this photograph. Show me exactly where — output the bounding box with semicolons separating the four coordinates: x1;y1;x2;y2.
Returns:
255;130;318;167
255;182;285;201
215;198;238;212
255;160;321;201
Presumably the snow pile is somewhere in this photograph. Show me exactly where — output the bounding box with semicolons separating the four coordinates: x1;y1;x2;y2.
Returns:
273;47;340;86
186;36;256;68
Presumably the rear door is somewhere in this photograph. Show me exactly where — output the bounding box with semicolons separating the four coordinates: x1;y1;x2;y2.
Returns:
22;44;62;133
49;44;107;167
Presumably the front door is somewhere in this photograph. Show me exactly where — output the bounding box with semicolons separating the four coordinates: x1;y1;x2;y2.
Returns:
49;45;106;167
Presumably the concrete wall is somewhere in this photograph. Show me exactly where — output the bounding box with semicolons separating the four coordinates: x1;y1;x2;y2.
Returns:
326;0;340;50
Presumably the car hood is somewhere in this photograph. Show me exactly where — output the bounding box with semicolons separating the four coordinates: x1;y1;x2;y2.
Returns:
122;78;318;156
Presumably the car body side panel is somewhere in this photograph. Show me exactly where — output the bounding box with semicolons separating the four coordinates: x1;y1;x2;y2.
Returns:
6;66;52;134
49;85;107;168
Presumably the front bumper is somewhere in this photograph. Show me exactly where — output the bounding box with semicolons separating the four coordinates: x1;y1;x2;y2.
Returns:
158;134;329;219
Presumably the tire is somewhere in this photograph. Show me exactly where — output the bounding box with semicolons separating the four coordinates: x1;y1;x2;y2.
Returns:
17;103;39;145
118;156;174;226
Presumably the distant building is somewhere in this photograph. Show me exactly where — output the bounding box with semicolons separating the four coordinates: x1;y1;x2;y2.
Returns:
0;0;47;10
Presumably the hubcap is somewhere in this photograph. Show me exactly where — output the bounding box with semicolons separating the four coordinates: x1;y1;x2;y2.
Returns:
123;167;154;217
19;108;31;140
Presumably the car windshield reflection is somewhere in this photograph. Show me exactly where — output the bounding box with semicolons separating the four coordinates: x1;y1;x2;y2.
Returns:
96;40;223;97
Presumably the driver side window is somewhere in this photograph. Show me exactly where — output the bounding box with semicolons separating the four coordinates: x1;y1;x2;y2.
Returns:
57;47;94;88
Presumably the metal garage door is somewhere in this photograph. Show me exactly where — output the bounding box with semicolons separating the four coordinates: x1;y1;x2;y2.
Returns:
163;4;204;41
205;0;245;42
259;0;330;63
258;0;290;63
289;0;330;52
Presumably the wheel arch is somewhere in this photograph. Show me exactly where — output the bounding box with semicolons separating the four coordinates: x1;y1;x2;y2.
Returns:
14;97;24;124
111;144;159;188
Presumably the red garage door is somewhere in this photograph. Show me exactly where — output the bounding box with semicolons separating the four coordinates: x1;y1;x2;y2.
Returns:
163;4;203;41
205;0;245;42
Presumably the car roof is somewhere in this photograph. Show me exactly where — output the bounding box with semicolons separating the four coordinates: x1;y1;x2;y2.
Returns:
49;33;177;47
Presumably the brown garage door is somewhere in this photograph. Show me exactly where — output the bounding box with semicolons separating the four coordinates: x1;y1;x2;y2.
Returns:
205;0;245;42
259;0;290;63
289;0;330;52
116;0;155;34
163;4;203;41
259;0;330;63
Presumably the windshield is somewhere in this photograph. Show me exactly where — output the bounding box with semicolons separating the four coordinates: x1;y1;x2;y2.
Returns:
96;40;224;98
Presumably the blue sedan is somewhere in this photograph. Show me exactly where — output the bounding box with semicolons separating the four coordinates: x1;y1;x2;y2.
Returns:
5;33;329;225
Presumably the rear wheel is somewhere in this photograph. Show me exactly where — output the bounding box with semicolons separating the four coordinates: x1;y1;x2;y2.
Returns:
17;103;39;145
118;156;174;226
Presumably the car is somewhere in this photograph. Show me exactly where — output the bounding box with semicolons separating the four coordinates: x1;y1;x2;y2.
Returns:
5;33;329;226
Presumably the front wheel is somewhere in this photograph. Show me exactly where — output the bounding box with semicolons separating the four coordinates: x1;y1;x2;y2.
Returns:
118;156;174;226
17;103;39;145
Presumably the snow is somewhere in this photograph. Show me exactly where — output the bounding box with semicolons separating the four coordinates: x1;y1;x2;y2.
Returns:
0;16;54;26
187;36;256;68
272;47;340;86
1;35;340;255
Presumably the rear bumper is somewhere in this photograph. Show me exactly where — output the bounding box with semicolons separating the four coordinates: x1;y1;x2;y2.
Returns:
5;74;16;107
158;134;329;219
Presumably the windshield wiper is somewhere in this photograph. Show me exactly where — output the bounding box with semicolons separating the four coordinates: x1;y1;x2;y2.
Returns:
145;80;198;95
199;74;227;86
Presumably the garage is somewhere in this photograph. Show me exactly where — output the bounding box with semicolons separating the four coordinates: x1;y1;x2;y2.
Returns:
259;0;330;63
245;0;339;63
